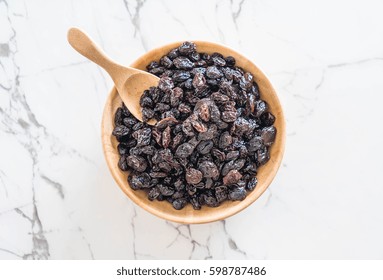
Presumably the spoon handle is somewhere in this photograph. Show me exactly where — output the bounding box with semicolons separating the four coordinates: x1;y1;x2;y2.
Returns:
67;27;131;87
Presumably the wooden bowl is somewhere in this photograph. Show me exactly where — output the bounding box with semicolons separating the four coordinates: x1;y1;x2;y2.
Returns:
101;41;285;224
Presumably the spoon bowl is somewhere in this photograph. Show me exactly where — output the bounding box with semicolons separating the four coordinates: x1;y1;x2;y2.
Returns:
67;27;158;124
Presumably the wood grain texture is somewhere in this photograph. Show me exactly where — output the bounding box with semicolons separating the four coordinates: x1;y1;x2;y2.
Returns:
101;41;286;224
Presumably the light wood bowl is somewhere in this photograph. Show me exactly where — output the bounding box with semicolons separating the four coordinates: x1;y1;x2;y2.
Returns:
101;41;285;224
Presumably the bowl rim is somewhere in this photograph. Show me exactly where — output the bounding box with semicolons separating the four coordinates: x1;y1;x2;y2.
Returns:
101;40;286;224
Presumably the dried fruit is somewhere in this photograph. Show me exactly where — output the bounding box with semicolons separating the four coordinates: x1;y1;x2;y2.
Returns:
160;56;173;68
126;155;147;172
206;66;223;79
173;57;194;70
192;72;206;89
158;76;174;92
178;41;196;55
185;168;203;185
261;126;276;146
199;161;219;178
173;71;191;82
132;128;151;147
113;41;276;210
197;140;214;155
260;112;275;127
219;131;232;149
175;143;194;158
228;187;246;201
247;177;258;191
221;111;237;122
172;198;187;210
223;170;242;185
128;173;151;189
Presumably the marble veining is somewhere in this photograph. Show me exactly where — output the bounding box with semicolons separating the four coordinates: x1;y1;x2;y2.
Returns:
1;0;383;259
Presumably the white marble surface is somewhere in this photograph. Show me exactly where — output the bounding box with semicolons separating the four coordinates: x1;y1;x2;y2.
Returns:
1;0;383;260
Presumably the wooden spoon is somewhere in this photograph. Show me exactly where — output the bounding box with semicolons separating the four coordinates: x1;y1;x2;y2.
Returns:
67;27;158;125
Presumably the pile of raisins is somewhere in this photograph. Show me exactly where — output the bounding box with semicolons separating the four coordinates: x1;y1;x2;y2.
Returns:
113;41;276;210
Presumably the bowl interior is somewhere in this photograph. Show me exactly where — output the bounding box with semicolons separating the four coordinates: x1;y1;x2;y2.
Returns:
101;41;285;224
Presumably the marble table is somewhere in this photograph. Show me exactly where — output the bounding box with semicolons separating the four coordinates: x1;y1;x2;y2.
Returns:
1;0;383;260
